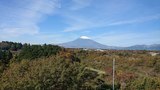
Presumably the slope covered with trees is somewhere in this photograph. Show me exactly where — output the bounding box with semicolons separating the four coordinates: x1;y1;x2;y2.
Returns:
0;41;160;90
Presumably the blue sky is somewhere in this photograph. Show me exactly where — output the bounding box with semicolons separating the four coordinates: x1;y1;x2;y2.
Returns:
0;0;160;46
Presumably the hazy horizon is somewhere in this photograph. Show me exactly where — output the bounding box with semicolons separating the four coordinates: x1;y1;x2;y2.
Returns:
0;0;160;47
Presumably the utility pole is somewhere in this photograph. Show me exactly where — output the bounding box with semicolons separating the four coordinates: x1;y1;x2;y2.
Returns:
113;58;115;90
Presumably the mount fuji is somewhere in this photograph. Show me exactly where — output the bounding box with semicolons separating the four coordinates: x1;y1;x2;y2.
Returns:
59;36;116;49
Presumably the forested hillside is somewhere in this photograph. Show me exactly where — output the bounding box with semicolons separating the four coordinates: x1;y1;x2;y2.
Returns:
0;41;160;90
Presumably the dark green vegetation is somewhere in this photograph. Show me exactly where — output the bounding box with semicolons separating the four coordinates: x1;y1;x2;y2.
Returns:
18;44;62;60
0;41;160;90
0;41;22;51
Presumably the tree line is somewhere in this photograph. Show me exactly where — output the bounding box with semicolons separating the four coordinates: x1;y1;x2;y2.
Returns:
18;44;62;60
0;41;22;51
0;41;62;64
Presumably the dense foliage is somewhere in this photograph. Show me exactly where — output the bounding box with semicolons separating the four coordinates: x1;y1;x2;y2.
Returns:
0;56;109;90
0;50;13;64
0;41;160;90
0;41;22;51
18;44;62;60
125;77;160;90
0;41;62;64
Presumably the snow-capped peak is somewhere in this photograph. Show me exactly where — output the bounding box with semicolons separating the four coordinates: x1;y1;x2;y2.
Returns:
80;36;90;39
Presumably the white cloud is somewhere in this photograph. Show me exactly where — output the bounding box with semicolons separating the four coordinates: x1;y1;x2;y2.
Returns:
62;14;160;32
62;13;112;32
0;0;60;38
60;0;160;33
108;14;160;26
0;27;38;38
62;14;96;32
93;30;160;46
70;0;92;10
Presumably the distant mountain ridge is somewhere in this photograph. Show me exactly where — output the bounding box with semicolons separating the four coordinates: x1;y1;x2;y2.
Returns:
59;36;160;50
125;44;160;50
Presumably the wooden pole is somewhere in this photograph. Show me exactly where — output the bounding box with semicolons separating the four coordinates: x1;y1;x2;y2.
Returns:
113;58;115;90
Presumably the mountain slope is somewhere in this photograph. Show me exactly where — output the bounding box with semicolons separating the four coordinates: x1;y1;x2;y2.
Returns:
59;37;109;49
